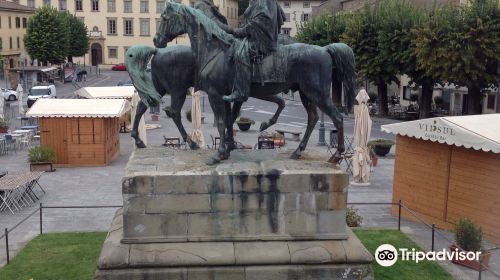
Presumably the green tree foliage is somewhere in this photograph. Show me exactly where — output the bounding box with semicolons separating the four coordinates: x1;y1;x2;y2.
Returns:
63;12;89;62
414;0;500;115
296;13;348;46
342;2;397;116
24;6;68;64
378;0;437;118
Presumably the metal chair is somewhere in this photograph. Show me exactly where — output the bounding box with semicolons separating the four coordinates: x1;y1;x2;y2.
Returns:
4;135;17;154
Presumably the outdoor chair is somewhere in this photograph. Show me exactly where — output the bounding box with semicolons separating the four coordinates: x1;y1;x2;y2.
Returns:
210;135;220;150
328;136;355;175
19;133;32;150
4;135;17;154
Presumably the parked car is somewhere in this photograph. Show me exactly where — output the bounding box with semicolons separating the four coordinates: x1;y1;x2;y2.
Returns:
117;80;133;86
112;63;127;71
27;85;57;108
2;88;17;101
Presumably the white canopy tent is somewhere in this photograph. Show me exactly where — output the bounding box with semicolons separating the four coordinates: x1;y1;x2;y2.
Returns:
74;86;136;99
381;114;500;153
26;98;130;118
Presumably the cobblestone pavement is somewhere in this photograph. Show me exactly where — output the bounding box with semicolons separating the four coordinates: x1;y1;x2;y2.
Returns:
0;77;498;279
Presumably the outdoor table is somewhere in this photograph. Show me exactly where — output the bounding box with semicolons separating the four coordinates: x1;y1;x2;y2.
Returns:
20;125;39;133
0;171;45;214
12;129;33;134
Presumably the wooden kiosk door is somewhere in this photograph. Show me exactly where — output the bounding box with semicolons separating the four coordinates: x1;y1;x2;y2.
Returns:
40;118;68;164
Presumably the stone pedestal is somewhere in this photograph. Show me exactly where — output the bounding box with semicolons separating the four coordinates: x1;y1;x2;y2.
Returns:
95;148;373;279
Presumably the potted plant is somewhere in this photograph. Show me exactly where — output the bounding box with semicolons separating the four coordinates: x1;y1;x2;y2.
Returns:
0;117;9;133
367;139;395;157
28;146;56;172
186;109;192;122
450;218;491;271
236;117;255;131
163;106;174;118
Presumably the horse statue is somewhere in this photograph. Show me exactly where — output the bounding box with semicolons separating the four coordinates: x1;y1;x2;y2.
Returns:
154;1;356;165
125;2;296;150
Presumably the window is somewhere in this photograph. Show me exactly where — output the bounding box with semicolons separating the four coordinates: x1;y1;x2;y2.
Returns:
107;0;115;12
15;17;20;28
75;0;82;11
155;18;160;31
284;13;290;22
282;28;291;35
124;19;133;35
303;1;310;8
140;19;150;36
124;0;132;12
107;18;116;34
156;0;163;13
22;18;27;28
108;47;117;58
302;13;310;21
43;0;50;6
8;16;11;28
92;0;99;11
27;0;35;8
284;1;290;8
403;86;411;100
487;94;495;109
0;38;2;50
140;0;149;12
16;37;19;49
9;37;12;49
59;0;67;10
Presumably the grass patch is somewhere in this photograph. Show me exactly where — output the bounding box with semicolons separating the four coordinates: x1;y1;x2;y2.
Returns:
353;229;453;280
0;232;106;280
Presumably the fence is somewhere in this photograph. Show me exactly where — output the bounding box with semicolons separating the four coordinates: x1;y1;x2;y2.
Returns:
0;201;498;280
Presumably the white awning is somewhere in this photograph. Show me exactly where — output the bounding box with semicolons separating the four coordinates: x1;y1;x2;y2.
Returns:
74;86;136;99
40;67;58;72
381;114;500;153
26;98;130;118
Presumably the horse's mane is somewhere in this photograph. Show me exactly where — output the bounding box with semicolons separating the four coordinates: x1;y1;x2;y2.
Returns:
173;2;235;46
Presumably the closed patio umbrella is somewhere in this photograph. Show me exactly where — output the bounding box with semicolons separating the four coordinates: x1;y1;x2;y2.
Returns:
0;93;4;119
16;84;23;116
131;91;147;147
191;90;205;148
352;89;372;185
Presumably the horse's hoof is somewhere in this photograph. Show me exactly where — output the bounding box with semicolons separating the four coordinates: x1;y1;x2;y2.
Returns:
136;141;147;148
206;156;221;165
189;142;200;150
290;153;301;160
328;155;342;164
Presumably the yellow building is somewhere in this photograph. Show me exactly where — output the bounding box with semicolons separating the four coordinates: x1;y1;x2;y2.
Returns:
12;0;238;68
0;1;34;87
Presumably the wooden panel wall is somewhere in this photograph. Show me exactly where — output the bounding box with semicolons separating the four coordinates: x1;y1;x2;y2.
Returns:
447;147;500;242
40;118;68;164
67;118;106;165
392;136;451;221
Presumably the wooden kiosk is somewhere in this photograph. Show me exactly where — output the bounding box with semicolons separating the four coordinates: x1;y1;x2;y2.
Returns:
382;114;500;242
26;98;130;166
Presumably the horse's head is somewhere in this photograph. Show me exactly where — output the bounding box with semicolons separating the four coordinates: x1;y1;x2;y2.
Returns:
154;1;186;48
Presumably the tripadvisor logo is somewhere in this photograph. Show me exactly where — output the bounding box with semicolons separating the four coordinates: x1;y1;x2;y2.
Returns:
374;244;481;267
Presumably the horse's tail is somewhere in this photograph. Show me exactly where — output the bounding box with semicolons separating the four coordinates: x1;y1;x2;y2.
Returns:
325;43;356;113
125;45;162;107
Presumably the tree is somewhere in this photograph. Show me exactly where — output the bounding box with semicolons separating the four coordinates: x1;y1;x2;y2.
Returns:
63;12;89;62
378;0;437;118
342;2;398;116
296;13;348;47
414;0;500;115
24;6;69;64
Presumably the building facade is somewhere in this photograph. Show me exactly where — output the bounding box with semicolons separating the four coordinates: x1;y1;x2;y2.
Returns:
278;0;324;37
12;0;238;68
0;1;34;87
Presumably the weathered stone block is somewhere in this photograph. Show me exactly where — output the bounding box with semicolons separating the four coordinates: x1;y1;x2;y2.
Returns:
145;194;210;213
122;175;154;194
123;213;187;242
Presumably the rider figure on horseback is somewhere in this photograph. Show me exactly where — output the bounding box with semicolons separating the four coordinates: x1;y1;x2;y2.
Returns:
219;0;285;102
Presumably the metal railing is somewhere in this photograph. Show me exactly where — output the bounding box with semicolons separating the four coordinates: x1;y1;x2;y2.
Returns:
0;201;498;280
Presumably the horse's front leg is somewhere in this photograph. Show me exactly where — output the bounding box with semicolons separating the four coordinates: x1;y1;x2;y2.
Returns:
171;91;199;149
131;101;148;148
257;95;285;132
206;96;229;165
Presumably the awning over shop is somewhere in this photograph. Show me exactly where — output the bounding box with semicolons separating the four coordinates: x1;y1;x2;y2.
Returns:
74;86;136;99
26;98;130;118
381;114;500;153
